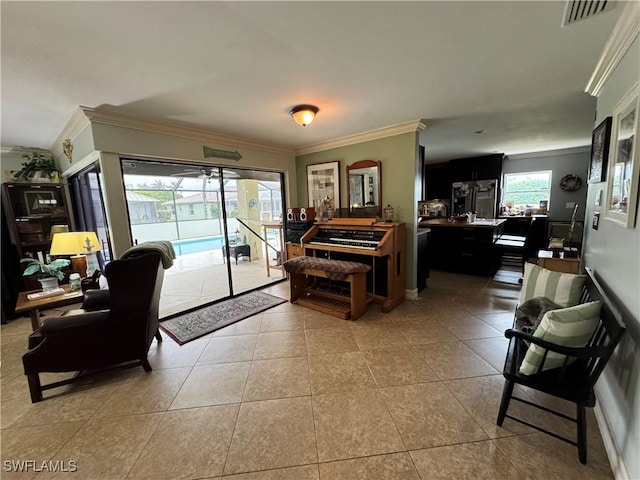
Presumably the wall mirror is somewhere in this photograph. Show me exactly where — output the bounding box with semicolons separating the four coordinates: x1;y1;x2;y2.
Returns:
347;160;382;217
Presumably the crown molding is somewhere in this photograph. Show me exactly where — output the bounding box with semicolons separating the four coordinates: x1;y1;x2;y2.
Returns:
0;146;51;155
80;106;296;157
586;1;640;97
507;145;591;160
295;120;427;156
49;107;91;153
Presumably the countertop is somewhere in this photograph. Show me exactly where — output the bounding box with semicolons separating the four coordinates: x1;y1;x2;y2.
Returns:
420;218;506;228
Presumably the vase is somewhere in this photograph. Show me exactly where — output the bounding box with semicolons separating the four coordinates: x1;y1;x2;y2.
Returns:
38;277;59;291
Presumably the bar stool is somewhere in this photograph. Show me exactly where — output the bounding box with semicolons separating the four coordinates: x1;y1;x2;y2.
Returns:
494;220;532;284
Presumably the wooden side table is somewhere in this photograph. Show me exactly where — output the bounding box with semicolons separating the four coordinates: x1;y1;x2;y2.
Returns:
15;285;84;331
537;250;581;274
262;222;285;278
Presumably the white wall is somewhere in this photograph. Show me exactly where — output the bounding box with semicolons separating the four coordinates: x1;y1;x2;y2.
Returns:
584;33;639;480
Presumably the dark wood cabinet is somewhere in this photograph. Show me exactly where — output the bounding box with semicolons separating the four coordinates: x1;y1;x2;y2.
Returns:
1;183;75;259
424;162;452;200
427;222;504;276
417;230;430;291
450;154;503;182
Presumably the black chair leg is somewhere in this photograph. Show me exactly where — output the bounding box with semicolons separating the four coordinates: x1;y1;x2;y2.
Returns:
497;380;515;426
577;404;587;464
27;373;43;403
155;329;163;343
141;358;152;372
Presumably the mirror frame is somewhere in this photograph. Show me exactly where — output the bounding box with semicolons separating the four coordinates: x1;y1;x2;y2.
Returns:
347;159;382;217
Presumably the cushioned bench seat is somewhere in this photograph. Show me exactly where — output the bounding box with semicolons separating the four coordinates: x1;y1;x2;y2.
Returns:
284;256;371;320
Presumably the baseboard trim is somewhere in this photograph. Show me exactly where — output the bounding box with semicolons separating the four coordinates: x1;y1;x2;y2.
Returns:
594;394;631;480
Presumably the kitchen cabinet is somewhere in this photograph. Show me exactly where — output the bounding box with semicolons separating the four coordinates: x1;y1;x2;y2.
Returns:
417;229;430;291
424;162;452;200
450;154;503;182
425;219;505;276
1;183;75;259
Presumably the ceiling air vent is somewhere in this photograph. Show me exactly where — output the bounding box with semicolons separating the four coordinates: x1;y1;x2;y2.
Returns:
562;0;616;26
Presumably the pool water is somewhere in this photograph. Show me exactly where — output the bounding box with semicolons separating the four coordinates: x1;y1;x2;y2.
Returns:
171;233;278;256
171;236;225;256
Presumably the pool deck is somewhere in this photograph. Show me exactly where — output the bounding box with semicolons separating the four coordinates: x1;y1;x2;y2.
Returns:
159;247;286;318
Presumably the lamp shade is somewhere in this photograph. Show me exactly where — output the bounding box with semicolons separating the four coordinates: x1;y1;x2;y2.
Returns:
289;105;319;127
49;224;69;239
50;232;101;256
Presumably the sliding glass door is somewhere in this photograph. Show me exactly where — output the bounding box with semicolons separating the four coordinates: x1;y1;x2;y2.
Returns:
120;159;285;318
68;164;112;268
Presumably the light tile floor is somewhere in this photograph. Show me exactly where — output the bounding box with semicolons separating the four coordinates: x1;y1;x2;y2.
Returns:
1;271;614;479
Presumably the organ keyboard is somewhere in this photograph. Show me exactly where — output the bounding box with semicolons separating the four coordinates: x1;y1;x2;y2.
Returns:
299;219;405;312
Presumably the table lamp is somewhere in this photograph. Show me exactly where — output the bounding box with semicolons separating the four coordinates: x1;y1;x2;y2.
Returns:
50;231;101;277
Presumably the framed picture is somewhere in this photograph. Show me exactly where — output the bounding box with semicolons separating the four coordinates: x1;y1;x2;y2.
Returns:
588;116;612;183
307;161;340;213
23;190;57;216
605;83;639;228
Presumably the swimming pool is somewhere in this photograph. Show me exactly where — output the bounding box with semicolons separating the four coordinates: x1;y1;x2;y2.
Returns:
171;232;278;256
171;236;226;256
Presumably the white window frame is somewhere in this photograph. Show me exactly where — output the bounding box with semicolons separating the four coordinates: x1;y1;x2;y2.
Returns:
502;170;552;212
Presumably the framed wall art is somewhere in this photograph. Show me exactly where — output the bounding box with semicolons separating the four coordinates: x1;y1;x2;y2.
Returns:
588;116;612;183
307;161;340;213
23;190;57;216
605;83;639;229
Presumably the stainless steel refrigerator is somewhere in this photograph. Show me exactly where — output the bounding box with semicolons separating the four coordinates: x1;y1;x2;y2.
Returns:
451;180;498;218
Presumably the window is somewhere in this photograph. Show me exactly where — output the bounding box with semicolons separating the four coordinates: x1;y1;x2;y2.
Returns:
188;204;195;216
502;171;552;214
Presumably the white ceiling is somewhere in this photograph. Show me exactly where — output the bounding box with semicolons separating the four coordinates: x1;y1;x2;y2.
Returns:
1;1;623;162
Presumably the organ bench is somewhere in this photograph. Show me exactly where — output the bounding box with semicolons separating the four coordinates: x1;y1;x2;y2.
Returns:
283;256;372;320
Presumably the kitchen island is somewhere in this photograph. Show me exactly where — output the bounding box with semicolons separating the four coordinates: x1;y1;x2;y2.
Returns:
420;218;506;275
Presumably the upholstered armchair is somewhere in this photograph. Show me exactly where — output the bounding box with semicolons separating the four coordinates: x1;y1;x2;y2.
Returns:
22;251;165;402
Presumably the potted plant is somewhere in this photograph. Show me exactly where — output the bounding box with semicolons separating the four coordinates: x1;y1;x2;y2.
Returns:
14;152;59;183
21;257;71;290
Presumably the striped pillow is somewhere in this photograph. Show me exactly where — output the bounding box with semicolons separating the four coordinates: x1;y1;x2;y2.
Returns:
520;262;586;308
519;301;602;375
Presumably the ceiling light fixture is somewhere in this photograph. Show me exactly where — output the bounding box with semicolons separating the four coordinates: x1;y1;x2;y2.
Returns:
289;105;319;127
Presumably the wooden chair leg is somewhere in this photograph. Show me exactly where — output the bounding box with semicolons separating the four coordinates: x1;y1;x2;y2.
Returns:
155;329;163;343
27;373;43;403
497;379;515;426
577;404;587;464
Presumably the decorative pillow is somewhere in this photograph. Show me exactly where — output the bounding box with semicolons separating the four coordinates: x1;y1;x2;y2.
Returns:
520;262;586;308
519;301;602;375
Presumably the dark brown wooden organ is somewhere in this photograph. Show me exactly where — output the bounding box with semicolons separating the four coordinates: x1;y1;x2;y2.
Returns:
299;218;405;313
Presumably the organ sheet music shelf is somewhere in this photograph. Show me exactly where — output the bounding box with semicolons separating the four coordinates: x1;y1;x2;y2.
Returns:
299;218;405;313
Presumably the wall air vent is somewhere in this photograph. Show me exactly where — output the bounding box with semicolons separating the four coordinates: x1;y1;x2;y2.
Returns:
562;1;616;26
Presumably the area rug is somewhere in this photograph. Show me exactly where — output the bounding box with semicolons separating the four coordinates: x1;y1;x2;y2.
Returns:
160;291;287;345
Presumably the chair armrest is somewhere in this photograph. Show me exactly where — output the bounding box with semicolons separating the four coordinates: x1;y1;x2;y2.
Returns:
39;311;109;335
82;289;111;310
504;329;607;359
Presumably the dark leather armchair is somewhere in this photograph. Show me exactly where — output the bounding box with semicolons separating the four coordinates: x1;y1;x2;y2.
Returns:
22;251;165;402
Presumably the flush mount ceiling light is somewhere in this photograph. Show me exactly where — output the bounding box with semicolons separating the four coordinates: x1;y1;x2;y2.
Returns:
289;105;319;127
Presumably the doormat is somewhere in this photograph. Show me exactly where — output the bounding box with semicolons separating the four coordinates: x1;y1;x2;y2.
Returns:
159;291;287;345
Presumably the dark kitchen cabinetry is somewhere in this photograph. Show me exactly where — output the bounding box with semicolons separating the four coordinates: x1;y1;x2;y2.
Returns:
450;154;504;182
417;229;430;291
1;183;75;259
424;162;452;200
428;222;504;276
